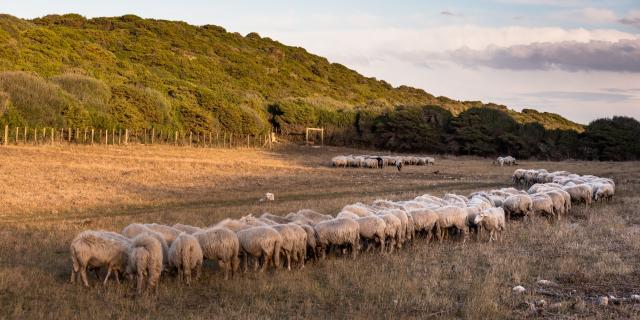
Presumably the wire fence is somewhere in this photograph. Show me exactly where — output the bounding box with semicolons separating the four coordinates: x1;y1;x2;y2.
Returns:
0;125;274;149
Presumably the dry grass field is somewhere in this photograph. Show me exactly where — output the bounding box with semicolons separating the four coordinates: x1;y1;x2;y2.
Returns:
0;144;639;319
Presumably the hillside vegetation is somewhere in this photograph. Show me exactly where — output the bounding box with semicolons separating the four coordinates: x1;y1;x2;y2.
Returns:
0;14;583;134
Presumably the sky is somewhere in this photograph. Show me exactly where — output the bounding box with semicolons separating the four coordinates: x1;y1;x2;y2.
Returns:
3;0;640;124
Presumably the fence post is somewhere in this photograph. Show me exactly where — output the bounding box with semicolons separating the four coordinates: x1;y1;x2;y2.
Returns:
230;133;233;148
151;128;154;145
118;129;122;145
75;128;79;142
15;127;19;144
105;129;108;145
124;129;128;145
174;131;178;145
24;126;27;144
83;128;87;143
112;128;115;144
33;128;37;145
91;129;95;145
3;125;7;146
189;131;192;147
51;128;54;145
42;128;46;143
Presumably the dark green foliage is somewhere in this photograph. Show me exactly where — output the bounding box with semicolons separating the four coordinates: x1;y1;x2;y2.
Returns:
373;105;451;152
582;117;640;161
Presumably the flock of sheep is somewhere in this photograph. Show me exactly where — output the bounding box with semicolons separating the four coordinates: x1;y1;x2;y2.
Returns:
69;168;615;295
331;155;435;169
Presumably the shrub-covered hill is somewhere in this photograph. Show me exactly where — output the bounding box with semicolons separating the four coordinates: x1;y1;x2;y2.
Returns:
0;13;584;135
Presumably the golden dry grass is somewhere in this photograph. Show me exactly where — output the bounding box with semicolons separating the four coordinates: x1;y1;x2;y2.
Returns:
0;144;639;319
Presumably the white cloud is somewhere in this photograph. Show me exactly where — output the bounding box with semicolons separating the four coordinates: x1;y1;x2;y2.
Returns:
620;10;640;28
580;8;617;23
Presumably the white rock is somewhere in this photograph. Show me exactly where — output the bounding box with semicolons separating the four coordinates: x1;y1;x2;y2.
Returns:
512;285;526;294
259;192;275;202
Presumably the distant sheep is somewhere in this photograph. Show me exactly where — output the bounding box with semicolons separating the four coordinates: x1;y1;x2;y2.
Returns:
168;233;203;285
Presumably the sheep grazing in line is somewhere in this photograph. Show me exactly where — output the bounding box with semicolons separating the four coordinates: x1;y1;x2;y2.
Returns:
474;208;506;242
291;221;318;261
543;190;567;217
408;209;440;243
271;224;300;271
341;203;375;217
314;218;360;260
121;224;169;267
193;227;240;280
236;226;282;273
172;223;204;235
126;233;164;295
168;233;203;285
214;218;250;232
260;212;292;224
502;194;533;220
69;230;131;287
285;209;333;225
530;194;556;219
143;223;182;246
563;184;593;205
377;214;401;252
594;183;615;202
331;156;348;168
336;211;360;219
435;206;470;243
354;216;387;254
288;224;309;269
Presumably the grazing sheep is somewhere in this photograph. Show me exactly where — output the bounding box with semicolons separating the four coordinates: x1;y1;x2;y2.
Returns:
314;218;360;260
168;233;203;285
530;194;555;219
288;224;308;269
563;184;593;205
342;203;375;217
291;221;318;261
502;194;533;220
594;183;615;201
121;224;169;266
386;209;410;246
193;227;240;280
271;224;301;271
260;213;292;224
435;206;470;242
143;223;182;245
378;214;401;252
425;157;436;165
474;208;506;242
172;223;204;235
409;208;440;242
126;233;164;295
214;218;250;232
69;230;130;287
544;190;567;217
331;156;348;168
285;209;333;225
236;226;282;272
354;216;387;254
336;211;360;220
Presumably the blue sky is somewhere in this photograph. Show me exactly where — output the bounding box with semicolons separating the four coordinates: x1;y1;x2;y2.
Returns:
3;0;640;123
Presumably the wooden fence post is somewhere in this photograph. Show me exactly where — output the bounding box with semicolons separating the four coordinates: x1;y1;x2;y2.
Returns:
3;125;7;146
51;128;54;145
67;128;70;143
151;128;154;145
75;128;79;142
174;131;178;145
189;131;193;147
15;127;19;144
230;133;233;148
144;128;147;145
105;129;108;145
33;128;37;145
24;126;27;144
118;129;122;145
83;128;87;143
124;129;128;145
112;128;115;144
91;129;95;145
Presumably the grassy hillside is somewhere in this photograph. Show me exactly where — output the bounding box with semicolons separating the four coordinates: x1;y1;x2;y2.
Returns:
0;13;583;134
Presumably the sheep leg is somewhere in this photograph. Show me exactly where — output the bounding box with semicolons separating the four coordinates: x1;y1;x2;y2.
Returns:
80;266;90;287
70;269;76;284
115;271;120;285
103;267;112;286
351;242;357;260
379;235;385;254
136;273;144;295
286;252;291;271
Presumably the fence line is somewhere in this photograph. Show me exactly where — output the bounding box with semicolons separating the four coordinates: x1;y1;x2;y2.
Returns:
0;125;274;149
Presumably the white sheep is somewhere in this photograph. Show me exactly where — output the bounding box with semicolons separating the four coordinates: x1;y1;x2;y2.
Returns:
69;230;130;287
291;221;318;261
271;224;301;271
435;206;470;242
313;218;360;260
260;212;292;224
331;156;348;168
354;215;387;254
530;193;555;219
121;223;169;266
474;207;506;242
409;208;440;242
126;233;164;295
594;183;614;201
285;209;333;225
143;223;182;245
172;223;204;235
168;233;203;285
236;226;282;272
563;184;593;205
544;190;567;217
502;194;533;220
377;214;401;252
336;211;360;219
193;227;240;280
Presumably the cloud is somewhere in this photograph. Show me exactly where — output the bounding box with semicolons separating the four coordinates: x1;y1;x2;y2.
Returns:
580;8;617;23
619;10;640;28
445;39;640;72
521;90;633;102
440;11;455;16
